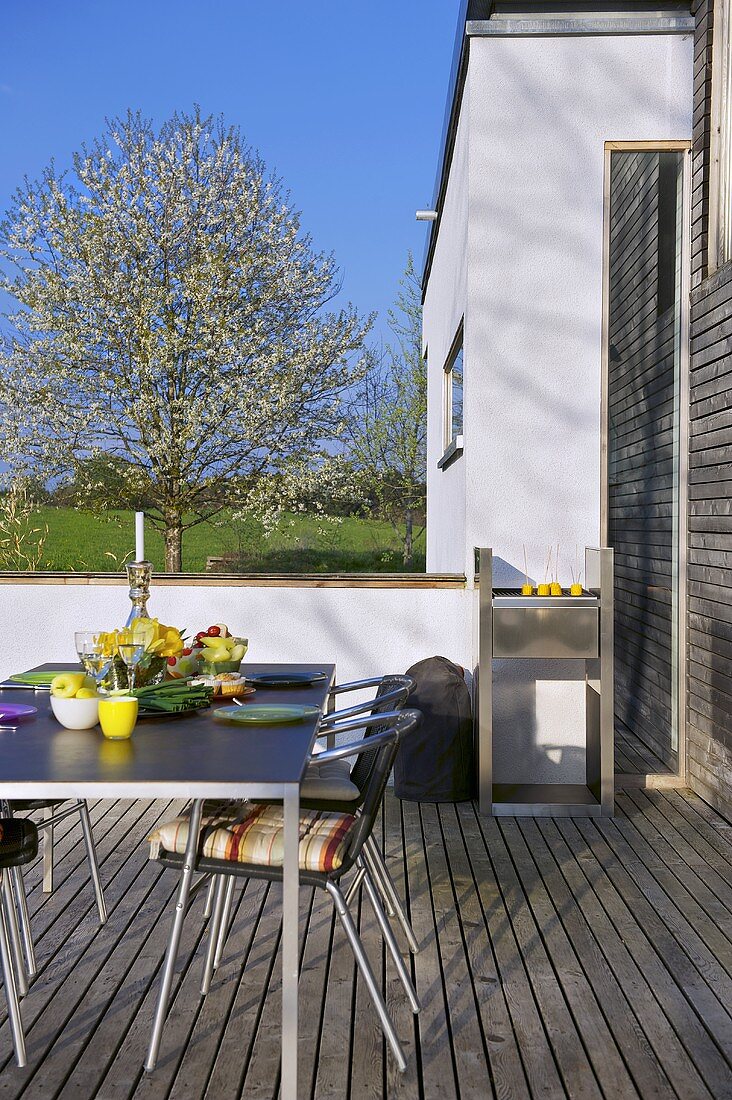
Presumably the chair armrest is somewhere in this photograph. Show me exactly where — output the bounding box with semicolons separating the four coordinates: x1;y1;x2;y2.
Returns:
312;709;420;763
321;678;414;728
327;677;384;699
313;728;398;764
320;697;387;727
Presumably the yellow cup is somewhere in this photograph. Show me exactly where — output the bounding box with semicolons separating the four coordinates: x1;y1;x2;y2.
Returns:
98;695;138;740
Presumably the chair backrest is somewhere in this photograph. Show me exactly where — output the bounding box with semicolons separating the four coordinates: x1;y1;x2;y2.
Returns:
322;674;414;728
348;675;414;794
341;709;421;871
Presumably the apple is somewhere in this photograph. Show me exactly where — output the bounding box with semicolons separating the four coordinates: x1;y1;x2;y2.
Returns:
51;672;87;698
200;646;227;663
75;687;98;699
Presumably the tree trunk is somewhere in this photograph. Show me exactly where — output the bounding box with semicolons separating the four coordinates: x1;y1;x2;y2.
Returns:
403;508;413;568
163;515;183;572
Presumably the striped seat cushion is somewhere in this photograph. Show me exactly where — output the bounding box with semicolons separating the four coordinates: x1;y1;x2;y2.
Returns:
148;804;355;873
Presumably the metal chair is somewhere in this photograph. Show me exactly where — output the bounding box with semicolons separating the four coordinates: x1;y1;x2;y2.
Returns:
6;799;107;979
202;674;419;958
0;816;38;1067
319;674;415;732
309;675;420;954
147;709;422;1073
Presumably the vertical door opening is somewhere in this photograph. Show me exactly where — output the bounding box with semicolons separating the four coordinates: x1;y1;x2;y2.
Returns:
602;142;690;781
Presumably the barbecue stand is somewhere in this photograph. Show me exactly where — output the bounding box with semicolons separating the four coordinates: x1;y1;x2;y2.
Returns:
474;547;614;817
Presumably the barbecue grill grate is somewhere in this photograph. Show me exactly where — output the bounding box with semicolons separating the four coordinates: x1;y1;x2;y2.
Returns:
491;587;592;597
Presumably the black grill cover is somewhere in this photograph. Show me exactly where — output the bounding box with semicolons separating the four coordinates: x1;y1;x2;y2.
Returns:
394;656;474;802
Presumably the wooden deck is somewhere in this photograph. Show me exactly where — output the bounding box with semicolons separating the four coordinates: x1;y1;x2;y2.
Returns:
615;719;676;782
2;789;732;1099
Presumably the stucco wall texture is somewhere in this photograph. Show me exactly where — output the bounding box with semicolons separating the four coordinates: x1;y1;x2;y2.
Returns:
0;583;474;690
426;32;693;583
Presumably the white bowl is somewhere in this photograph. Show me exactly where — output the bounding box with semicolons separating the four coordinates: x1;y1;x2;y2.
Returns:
50;694;99;730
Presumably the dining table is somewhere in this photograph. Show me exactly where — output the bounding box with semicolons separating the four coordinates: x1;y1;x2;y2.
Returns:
0;660;337;1100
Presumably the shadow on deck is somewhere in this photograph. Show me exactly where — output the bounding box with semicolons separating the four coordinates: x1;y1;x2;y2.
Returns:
1;789;731;1099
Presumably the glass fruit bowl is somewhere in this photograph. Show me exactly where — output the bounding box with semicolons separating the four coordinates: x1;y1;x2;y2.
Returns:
195;631;248;677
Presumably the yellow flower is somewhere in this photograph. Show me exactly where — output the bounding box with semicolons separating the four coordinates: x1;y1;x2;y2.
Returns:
129;617;158;650
158;627;184;658
127;618;184;657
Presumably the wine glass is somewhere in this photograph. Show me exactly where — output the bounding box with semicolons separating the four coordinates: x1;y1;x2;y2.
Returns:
116;642;145;693
74;632;112;684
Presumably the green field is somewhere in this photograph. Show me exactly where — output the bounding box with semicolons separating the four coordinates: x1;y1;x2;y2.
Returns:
29;507;425;573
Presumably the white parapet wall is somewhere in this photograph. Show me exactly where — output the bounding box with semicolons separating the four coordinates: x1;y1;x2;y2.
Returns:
0;577;473;687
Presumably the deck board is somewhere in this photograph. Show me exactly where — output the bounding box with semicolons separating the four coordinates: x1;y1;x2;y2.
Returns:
615;721;674;778
1;791;731;1099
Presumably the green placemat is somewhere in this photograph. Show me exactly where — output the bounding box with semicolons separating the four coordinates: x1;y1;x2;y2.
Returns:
9;670;64;686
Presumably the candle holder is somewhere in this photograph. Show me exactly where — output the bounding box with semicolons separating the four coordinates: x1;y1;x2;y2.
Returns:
125;560;152;626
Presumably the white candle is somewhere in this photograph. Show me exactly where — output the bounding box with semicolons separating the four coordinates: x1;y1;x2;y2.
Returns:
135;512;145;562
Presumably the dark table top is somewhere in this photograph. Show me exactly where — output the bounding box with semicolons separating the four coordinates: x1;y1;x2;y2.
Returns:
0;663;335;800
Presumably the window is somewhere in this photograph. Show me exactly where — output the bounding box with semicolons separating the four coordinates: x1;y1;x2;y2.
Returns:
439;324;464;468
710;0;732;270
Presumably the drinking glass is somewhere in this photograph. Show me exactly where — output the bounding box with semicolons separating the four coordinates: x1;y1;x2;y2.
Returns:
117;642;145;692
74;632;111;683
98;695;138;740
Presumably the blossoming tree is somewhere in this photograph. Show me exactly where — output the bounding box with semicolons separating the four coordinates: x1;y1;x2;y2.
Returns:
0;108;371;570
344;253;426;567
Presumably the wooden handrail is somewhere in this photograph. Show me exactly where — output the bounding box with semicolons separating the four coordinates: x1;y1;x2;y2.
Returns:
0;571;467;590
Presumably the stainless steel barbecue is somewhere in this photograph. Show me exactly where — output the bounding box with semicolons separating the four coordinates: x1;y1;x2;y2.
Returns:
474;547;614;818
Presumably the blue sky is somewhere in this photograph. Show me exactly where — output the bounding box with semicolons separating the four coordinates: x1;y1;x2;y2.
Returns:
0;0;457;343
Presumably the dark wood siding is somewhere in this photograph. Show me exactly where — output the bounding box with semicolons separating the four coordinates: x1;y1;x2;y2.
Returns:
691;0;714;288
688;264;732;816
607;151;680;770
687;0;732;820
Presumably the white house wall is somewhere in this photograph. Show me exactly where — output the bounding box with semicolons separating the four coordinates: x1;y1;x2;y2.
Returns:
463;32;693;585
423;90;469;573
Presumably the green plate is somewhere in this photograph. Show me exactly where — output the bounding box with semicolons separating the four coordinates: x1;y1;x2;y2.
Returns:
213;704;321;725
9;671;64;686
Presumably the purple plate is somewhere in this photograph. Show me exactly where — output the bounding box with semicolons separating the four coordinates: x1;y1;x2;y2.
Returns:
0;703;37;721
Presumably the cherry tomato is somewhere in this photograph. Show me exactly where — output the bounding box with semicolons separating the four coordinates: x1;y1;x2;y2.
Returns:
195;631;207;641
207;625;221;636
166;656;177;666
181;647;193;656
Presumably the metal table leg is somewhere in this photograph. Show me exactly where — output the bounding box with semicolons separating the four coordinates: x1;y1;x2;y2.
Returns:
281;782;300;1100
